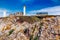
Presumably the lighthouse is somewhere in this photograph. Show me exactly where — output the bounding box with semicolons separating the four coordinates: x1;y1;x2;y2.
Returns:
23;5;26;16
3;11;6;17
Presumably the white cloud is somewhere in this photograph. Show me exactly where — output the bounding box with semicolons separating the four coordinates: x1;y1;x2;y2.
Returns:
28;6;60;15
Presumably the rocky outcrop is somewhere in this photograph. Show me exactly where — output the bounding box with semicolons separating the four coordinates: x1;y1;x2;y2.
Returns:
0;16;60;40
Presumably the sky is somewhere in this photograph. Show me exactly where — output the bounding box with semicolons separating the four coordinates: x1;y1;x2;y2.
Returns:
0;0;60;16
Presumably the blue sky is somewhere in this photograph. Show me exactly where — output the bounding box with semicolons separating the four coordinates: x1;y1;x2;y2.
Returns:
0;0;60;16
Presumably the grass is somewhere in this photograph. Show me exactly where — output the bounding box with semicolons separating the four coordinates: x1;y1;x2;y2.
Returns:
16;16;40;23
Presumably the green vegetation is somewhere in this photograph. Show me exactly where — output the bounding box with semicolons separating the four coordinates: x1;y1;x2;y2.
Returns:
8;29;14;35
30;35;39;40
30;35;33;40
40;22;43;26
17;16;40;23
34;35;39;40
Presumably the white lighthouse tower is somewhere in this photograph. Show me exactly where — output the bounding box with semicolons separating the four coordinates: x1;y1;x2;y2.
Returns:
23;5;26;16
3;11;6;17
